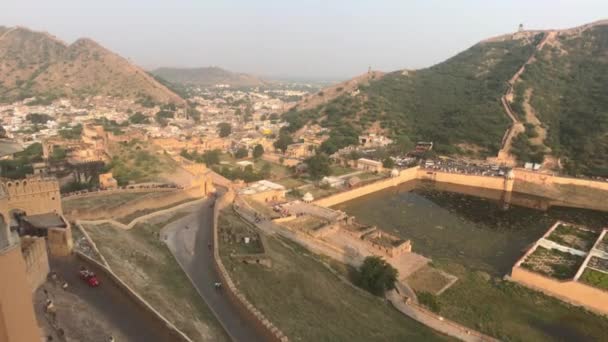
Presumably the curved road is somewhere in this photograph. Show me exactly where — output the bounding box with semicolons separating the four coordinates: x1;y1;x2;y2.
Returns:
163;197;266;342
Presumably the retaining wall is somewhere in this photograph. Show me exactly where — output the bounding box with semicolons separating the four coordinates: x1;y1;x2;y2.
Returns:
74;251;194;342
212;191;289;342
510;267;608;316
513;169;608;211
65;188;198;221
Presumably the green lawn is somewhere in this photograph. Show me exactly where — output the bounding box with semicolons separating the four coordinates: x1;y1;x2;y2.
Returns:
579;268;608;291
83;216;228;342
219;210;451;341
433;259;608;341
330;164;356;176
275;177;307;189
108;140;178;185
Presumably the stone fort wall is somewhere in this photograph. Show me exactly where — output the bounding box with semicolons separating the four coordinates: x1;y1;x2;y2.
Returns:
20;236;50;293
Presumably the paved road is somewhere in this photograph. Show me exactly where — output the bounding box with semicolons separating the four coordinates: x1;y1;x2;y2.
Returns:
163;197;266;342
50;255;171;342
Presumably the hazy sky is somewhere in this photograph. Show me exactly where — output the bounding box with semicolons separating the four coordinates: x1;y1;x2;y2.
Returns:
2;0;606;80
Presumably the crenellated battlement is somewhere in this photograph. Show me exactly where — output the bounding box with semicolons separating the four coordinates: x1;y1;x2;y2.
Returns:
2;178;60;198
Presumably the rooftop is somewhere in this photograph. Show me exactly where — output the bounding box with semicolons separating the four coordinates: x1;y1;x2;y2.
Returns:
22;213;67;229
239;180;285;195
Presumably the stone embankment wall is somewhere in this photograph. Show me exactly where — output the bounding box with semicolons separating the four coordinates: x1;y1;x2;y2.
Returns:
314;165;608;213
212;191;289;342
314;167;419;207
514;169;608;211
65;188;199;221
510;267;608;316
74;251;194;342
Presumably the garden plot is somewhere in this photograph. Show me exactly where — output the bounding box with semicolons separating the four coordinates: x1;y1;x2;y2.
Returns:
545;223;599;252
521;246;585;280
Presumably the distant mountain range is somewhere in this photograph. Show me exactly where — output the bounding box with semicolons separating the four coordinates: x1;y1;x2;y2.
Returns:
150;66;266;87
0;26;183;105
285;19;608;176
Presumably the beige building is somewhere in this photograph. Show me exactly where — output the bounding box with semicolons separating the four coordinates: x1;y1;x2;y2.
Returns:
239;180;286;203
99;172;118;189
285;142;315;159
357;158;383;173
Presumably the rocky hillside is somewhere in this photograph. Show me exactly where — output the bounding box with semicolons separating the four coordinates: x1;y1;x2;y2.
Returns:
150;66;266;87
285;20;608;176
0;26;183;105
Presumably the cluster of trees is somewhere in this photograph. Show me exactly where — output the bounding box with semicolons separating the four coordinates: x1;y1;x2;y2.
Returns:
128;112;150;124
304;153;331;180
58;124;83;139
353;256;398;296
26;113;53;124
212;163;270;183
0;143;43;179
217;122;232;137
180;149;221;166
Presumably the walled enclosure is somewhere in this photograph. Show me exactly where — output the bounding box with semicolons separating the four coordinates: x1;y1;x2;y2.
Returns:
64;164;214;221
313;166;608;213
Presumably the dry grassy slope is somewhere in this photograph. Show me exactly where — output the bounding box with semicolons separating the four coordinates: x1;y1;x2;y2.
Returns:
0;26;183;104
295;70;385;110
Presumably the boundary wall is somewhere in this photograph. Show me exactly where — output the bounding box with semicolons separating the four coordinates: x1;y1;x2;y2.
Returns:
510;267;608;316
212;190;289;342
65;187;200;221
314;166;608;212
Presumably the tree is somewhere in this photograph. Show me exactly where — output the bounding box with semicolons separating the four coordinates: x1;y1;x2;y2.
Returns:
234;147;249;159
253;144;264;159
129;112;149;124
304;154;331;180
217;122;232;137
382;157;395;169
202;150;221;166
274;131;293;153
355;256;398;296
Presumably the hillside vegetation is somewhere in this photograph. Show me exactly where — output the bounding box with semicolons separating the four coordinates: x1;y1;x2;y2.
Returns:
285;34;541;156
285;21;608;177
514;25;608;176
0;26;183;104
151;66;265;87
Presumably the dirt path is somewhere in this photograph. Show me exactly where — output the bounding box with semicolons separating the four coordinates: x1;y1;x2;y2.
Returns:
493;31;554;165
522;88;550;149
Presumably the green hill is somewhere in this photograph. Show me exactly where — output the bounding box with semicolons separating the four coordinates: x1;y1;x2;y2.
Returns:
514;24;608;176
285;33;542;156
285;21;608;177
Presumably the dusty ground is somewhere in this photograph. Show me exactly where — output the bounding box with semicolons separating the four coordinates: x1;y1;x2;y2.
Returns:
406;264;458;295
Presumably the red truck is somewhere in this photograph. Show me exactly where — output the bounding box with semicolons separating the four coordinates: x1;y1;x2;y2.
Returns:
79;267;100;287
